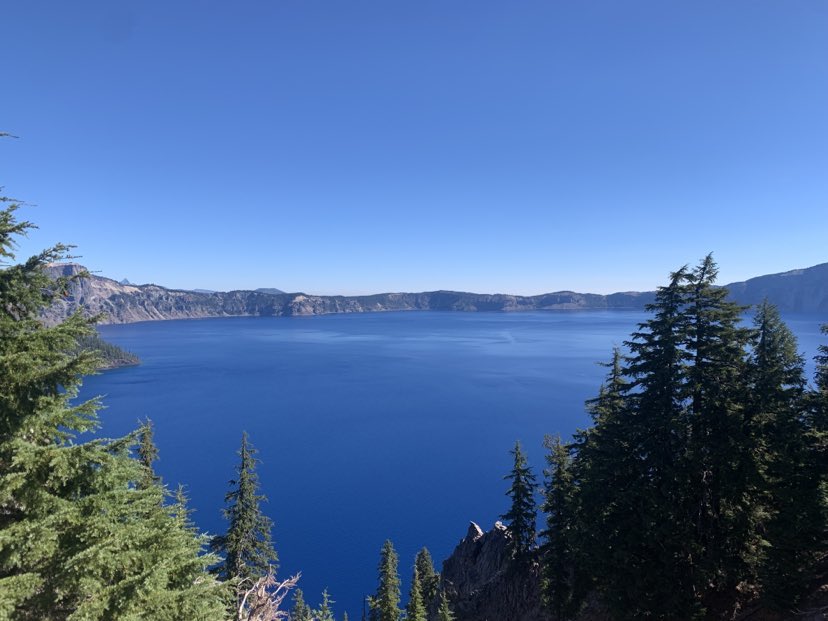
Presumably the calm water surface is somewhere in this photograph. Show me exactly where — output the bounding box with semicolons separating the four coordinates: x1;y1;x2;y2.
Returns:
82;310;826;617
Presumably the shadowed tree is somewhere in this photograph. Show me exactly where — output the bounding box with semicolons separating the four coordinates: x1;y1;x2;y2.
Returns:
500;441;537;560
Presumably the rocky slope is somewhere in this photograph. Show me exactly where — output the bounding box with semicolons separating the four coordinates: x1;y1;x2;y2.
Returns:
42;262;828;326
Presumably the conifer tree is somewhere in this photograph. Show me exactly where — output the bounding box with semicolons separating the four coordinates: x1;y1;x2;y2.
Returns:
212;432;278;583
0;201;226;619
137;416;161;489
316;588;336;621
414;547;439;606
746;302;821;608
500;441;537;559
290;588;313;621
436;590;455;621
406;565;427;621
540;434;578;619
368;540;401;621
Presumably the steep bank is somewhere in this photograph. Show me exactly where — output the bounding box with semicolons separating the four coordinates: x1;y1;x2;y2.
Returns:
42;262;828;326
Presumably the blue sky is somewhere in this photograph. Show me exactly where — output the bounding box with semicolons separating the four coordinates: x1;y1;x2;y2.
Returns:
2;1;826;295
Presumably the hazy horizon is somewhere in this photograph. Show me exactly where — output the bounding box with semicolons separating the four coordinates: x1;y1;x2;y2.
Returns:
3;2;827;295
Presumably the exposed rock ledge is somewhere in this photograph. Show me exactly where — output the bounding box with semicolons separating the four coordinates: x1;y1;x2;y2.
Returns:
41;261;828;326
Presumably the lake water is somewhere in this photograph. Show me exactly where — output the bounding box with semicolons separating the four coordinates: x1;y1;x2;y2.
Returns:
82;310;826;617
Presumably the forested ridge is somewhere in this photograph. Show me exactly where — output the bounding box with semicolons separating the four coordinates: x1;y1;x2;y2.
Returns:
2;193;826;620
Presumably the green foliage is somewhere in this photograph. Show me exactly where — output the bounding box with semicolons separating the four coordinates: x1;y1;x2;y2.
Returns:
544;256;828;619
414;547;439;606
368;539;401;621
405;565;426;621
137;417;161;490
212;432;278;586
540;434;579;619
75;332;140;369
500;441;537;559
316;588;336;621
436;590;455;621
290;588;313;621
0;201;226;619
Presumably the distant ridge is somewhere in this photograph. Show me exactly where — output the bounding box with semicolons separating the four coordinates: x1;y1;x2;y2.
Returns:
41;262;828;325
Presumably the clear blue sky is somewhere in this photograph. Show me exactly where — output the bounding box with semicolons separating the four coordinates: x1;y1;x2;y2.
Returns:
2;1;826;295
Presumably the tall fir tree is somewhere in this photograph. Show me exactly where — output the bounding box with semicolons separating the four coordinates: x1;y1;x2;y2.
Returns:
316;588;336;621
540;434;578;619
368;540;401;621
137;416;161;489
414;547;439;606
748;301;823;608
212;432;278;584
0;201;226;619
500;441;537;559
405;565;427;621
290;588;313;621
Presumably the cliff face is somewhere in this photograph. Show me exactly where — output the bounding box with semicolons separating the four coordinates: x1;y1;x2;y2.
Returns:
41;264;655;325
42;261;828;326
725;262;828;313
437;522;546;621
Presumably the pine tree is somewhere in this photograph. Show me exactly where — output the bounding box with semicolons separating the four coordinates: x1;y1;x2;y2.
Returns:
212;431;278;583
682;255;759;613
436;590;455;621
368;539;401;621
0;201;226;619
540;434;578;619
414;547;439;606
290;588;313;621
745;301;821;608
316;588;336;621
137;416;161;489
500;441;537;559
406;565;427;621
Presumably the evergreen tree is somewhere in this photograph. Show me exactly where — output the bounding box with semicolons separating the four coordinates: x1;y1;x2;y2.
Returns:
500;441;537;559
405;565;427;621
540;434;578;619
747;301;822;608
290;588;313;621
316;588;336;621
137;416;161;489
212;431;278;583
436;590;455;621
414;547;439;606
368;540;401;621
0;201;226;619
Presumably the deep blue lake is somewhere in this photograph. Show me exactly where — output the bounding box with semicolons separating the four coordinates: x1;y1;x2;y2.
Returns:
81;310;826;618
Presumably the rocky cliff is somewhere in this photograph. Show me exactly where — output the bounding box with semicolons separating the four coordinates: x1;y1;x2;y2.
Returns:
40;264;656;325
437;522;547;621
42;261;828;326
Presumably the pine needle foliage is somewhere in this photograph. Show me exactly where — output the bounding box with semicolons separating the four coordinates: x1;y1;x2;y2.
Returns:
405;565;427;621
500;441;537;560
542;255;828;619
212;432;278;583
368;539;401;621
436;590;455;621
0;200;226;620
414;547;439;606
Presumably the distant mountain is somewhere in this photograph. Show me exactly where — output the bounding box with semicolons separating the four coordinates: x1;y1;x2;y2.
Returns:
724;262;828;312
41;261;828;326
255;287;285;295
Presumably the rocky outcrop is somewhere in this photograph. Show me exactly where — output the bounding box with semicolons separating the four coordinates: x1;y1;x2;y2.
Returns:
41;261;828;326
438;522;546;621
